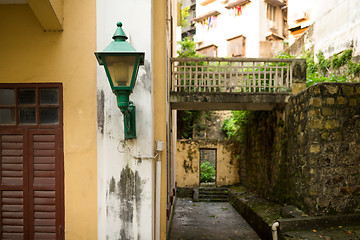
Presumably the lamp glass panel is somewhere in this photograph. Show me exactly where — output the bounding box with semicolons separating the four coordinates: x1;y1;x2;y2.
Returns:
104;55;136;87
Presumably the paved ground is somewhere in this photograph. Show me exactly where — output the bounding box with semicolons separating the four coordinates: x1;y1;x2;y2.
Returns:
168;198;261;240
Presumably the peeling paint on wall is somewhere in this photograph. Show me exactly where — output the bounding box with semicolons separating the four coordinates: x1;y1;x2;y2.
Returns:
138;60;151;92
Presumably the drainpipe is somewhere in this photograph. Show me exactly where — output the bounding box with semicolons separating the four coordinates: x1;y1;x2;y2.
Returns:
272;221;280;240
155;141;164;240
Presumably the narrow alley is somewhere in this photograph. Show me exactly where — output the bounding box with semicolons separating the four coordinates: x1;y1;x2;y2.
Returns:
168;198;261;240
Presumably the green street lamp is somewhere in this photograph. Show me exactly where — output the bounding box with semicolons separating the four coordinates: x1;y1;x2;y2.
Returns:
95;22;145;139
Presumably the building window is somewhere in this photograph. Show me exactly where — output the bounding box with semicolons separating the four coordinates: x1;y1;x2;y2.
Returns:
197;44;218;57
227;35;246;57
267;3;276;21
0;84;62;126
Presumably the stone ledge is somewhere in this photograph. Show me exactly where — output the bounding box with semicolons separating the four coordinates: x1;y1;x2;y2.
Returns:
229;186;360;240
171;92;289;110
278;214;360;232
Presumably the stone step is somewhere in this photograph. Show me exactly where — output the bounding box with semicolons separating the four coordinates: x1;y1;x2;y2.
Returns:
198;198;228;202
199;194;228;199
193;187;229;202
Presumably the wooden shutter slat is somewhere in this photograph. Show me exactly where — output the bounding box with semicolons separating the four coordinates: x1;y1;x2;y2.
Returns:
34;226;56;232
2;218;24;225
2;191;23;198
34;164;55;171
33;142;55;150
34;232;56;239
34;150;55;156
2;150;23;156
1;156;23;164
34;171;55;178
34;212;55;219
2;198;23;204
2;171;24;177
2;225;23;232
34;157;55;164
33;205;56;212
2;232;24;239
2;205;23;212
34;190;55;198
1;135;23;142
2;143;23;149
2;212;23;218
33;135;55;142
2;178;23;185
2;164;23;171
34;197;56;205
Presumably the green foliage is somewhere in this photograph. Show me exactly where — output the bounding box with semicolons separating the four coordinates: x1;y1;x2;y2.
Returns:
221;111;249;142
347;61;360;76
276;51;294;59
177;37;201;58
200;161;215;183
304;49;360;86
304;50;317;74
177;110;202;139
306;72;348;87
180;6;190;28
316;51;331;75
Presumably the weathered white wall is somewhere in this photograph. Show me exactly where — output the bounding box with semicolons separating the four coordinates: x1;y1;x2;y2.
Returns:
288;0;360;58
96;1;154;239
313;0;360;58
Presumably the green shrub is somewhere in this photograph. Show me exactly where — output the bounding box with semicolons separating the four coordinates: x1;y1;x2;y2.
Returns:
200;161;216;183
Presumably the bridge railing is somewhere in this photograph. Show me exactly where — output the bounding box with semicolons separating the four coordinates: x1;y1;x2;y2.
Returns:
171;57;301;93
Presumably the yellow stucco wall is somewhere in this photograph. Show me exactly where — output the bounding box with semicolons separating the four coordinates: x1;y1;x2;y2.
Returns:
176;140;240;188
0;2;97;239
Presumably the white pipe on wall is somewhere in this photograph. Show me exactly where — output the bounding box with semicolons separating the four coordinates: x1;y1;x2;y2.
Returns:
154;140;163;240
155;157;161;240
272;221;280;240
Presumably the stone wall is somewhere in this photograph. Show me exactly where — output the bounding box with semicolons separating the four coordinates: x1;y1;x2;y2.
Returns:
176;140;240;188
241;110;286;202
286;83;360;215
241;82;360;215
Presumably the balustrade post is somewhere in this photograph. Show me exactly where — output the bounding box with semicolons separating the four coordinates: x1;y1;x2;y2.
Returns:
291;59;307;94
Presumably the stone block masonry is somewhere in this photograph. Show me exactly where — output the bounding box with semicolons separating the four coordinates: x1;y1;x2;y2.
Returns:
241;82;360;216
286;82;360;215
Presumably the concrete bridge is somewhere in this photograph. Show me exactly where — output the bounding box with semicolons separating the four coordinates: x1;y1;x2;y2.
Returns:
170;57;306;110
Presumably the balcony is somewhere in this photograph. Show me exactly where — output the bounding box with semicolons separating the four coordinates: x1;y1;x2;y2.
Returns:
170;57;306;110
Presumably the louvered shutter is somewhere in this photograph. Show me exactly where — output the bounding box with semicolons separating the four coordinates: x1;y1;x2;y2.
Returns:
0;129;63;240
28;129;62;240
0;129;29;240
